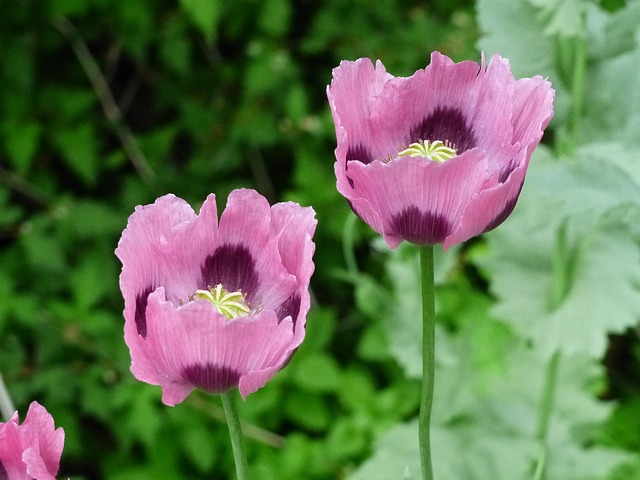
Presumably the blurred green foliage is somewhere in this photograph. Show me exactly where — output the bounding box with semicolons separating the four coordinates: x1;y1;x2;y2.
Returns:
1;0;639;479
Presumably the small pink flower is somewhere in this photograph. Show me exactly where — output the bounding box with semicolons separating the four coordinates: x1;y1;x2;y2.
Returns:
116;189;316;406
0;402;65;480
327;51;554;249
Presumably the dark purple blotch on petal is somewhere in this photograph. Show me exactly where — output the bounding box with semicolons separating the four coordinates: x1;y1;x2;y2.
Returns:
482;195;520;234
498;159;518;184
391;206;451;245
0;461;8;480
135;286;155;339
275;293;301;327
181;363;241;394
201;244;259;302
346;144;374;166
410;107;476;153
345;144;374;188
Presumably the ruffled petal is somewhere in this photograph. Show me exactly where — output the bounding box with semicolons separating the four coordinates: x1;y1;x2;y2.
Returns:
328;51;554;249
21;403;64;479
116;194;219;339
327;58;394;149
23;449;57;480
511;76;555;148
373;52;485;155
0;421;25;479
444;151;528;249
118;191;315;402
469;54;518;166
346;150;491;248
213;189;296;309
132;290;295;406
239;366;281;398
269;202;317;343
0;403;63;480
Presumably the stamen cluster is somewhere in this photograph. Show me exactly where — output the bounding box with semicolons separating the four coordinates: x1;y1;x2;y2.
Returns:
196;284;251;320
397;139;458;163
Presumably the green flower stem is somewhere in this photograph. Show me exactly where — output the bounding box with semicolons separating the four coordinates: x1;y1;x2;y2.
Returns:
533;350;561;480
0;371;15;421
566;35;587;156
419;246;436;480
343;213;359;277
556;33;587;156
221;392;249;480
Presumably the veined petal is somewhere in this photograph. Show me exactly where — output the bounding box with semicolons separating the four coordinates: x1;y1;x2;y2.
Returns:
511;76;555;148
347;149;491;248
117;194;220;338
327;58;399;192
212;189;296;310
131;291;295;406
377;52;485;155
469;54;518;167
328;51;554;249
327;58;394;145
335;159;388;238
117;190;316;402
269;201;317;343
0;402;64;480
444;151;528;249
21;403;64;480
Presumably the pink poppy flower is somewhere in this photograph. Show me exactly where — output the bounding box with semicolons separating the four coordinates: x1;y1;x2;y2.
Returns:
327;51;554;249
116;189;316;406
0;402;65;480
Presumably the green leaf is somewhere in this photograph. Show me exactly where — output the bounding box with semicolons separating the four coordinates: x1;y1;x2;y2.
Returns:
52;123;99;185
351;342;627;480
477;0;556;78
588;0;640;60
180;423;217;472
479;150;640;359
325;417;368;462
64;200;125;239
347;421;420;480
526;0;590;37
601;399;640;451
259;0;291;37
544;420;630;480
371;241;462;379
581;46;640;146
123;387;163;449
338;366;376;414
179;0;221;44
291;352;342;393
348;420;535;480
159;18;192;76
0;189;22;227
476;0;571;120
48;0;90;17
70;253;117;310
20;220;66;273
2;120;41;172
284;391;331;431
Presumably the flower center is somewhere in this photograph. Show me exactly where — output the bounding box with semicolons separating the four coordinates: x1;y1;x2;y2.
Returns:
397;139;457;163
196;284;251;320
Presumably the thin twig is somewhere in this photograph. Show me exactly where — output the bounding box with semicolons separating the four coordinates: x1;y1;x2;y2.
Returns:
0;165;50;208
247;147;277;204
53;17;155;185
